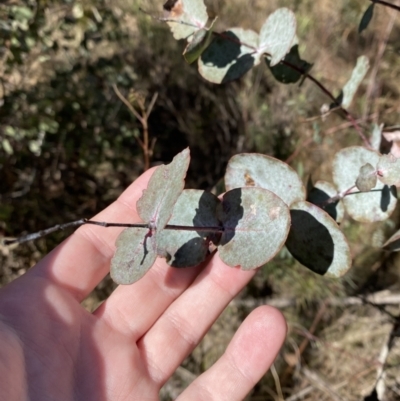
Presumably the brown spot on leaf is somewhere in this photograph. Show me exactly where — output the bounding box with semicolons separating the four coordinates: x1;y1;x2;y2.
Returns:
163;0;184;18
244;172;255;186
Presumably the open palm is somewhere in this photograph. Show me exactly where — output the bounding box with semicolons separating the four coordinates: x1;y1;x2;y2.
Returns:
0;168;286;401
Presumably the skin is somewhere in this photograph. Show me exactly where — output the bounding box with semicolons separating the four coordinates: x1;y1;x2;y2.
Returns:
0;167;287;401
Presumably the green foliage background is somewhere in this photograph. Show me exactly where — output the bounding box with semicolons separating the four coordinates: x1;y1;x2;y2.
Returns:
1;0;400;399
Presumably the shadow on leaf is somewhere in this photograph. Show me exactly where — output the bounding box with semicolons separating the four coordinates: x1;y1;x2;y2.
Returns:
159;190;221;268
222;53;255;83
266;44;313;85
307;187;339;222
381;185;391;212
168;237;210;268
286;209;334;275
219;188;244;245
201;31;242;68
200;31;256;83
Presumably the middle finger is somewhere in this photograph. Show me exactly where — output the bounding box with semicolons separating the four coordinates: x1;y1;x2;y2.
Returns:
137;254;256;386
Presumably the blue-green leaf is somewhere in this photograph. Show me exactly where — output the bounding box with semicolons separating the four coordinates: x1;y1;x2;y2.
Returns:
217;187;290;270
164;0;209;40
307;180;344;223
377;154;400;187
332;146;397;222
259;8;297;66
111;228;157;284
359;4;375;33
266;44;313;84
198;28;259;83
225;153;305;206
157;190;221;267
286;201;351;277
341;56;370;108
137;148;190;230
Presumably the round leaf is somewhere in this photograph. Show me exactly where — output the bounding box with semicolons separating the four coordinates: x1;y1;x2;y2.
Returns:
307;180;344;223
157;189;221;267
332;146;397;222
198;28;259;84
259;8;297;66
217;187;290;270
111;228;157;285
286;201;351;277
164;0;209;40
137;148;190;230
377;154;400;186
224;153;306;206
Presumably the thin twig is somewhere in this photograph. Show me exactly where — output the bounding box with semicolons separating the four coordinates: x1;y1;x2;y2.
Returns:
271;363;284;401
302;367;347;401
2;219;224;246
3;219;86;245
146;92;159;118
368;316;400;399
371;0;400;12
140;92;159;171
285;385;314;401
302;105;398;135
285;137;313;164
281;60;372;148
280;301;328;386
112;84;158;170
112;84;145;129
362;0;398;121
375;328;391;400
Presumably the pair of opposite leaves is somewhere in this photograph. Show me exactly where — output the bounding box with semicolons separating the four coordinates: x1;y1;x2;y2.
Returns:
110;148;297;285
162;0;299;83
161;0;370;107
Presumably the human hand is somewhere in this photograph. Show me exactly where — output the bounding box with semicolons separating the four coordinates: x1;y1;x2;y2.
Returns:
0;167;286;401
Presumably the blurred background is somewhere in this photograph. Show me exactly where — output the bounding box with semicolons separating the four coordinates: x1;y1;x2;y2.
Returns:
1;0;400;399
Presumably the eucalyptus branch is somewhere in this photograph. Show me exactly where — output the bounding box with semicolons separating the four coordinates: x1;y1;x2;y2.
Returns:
317;185;387;209
211;29;371;148
3;219;224;246
281;60;372;148
317;185;359;207
139;6;370;149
